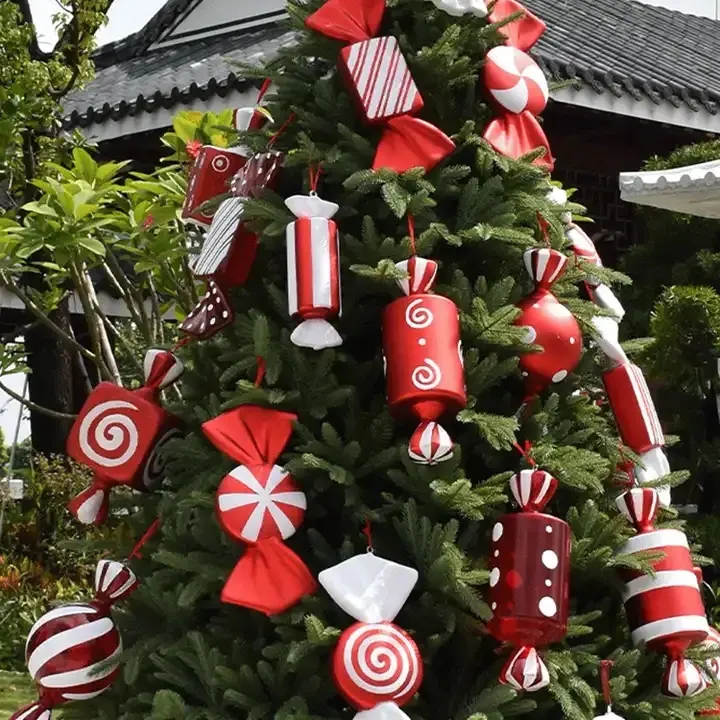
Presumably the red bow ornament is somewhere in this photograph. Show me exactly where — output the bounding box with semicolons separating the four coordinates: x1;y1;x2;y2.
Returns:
202;405;317;615
483;0;553;169
67;350;184;525
305;0;455;173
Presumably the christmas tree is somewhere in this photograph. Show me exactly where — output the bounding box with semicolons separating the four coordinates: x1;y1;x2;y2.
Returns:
14;1;720;720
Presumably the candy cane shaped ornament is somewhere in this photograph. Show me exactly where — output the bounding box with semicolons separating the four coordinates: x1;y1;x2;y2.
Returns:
286;193;342;350
319;553;423;719
10;560;137;720
67;350;184;525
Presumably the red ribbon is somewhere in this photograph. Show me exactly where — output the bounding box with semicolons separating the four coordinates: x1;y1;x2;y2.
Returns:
599;659;613;707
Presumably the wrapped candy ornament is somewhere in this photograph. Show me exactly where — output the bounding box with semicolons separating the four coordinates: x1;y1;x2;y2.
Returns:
305;0;455;173
488;468;570;691
10;560;137;720
285;193;342;350
202;405;316;614
515;248;582;397
382;256;466;464
67;350;184;525
428;0;487;16
616;487;708;696
318;552;423;719
700;627;720;715
483;0;552;169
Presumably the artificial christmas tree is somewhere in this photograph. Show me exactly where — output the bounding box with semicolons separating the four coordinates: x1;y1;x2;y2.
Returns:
53;1;720;720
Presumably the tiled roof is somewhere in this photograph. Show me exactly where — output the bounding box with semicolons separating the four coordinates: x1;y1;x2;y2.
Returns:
63;0;720;131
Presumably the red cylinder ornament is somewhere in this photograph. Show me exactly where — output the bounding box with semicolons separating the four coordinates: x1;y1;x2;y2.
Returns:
515;248;582;397
615;487;708;697
382;256;466;465
488;468;570;692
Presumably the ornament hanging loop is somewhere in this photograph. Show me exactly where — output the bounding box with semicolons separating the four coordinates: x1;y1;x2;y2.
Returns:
308;163;323;197
407;214;417;256
513;439;536;467
600;659;613;709
362;518;375;554
254;356;266;387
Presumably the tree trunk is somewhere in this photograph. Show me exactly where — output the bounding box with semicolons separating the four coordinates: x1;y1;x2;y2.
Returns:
25;300;74;454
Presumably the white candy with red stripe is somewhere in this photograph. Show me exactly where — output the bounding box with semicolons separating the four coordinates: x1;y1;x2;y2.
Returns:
216;464;307;543
500;646;549;692
509;468;557;512
484;46;549;116
662;658;707;698
143;349;184;390
566;225;602;277
10;561;137;720
344;36;422;122
524;248;566;289
428;0;487;15
286;194;342;350
408;421;453;464
603;363;664;455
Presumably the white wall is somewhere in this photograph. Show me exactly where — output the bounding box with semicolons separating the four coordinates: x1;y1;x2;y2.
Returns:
635;0;719;19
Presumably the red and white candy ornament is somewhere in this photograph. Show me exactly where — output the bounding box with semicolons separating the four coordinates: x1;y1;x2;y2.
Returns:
382;255;466;464
10;560;137;720
318;552;423;720
515;248;582;397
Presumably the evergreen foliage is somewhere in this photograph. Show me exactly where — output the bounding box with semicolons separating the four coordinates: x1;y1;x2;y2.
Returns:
65;3;717;720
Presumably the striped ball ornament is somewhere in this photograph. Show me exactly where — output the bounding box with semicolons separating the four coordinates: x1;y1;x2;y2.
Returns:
10;561;137;720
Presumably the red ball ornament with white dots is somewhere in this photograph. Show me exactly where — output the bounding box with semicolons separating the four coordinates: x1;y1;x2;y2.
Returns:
515;248;582;397
488;468;571;692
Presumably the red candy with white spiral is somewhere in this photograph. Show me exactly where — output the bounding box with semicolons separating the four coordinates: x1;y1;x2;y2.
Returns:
319;553;423;720
66;350;184;525
10;560;137;720
515;248;582;397
488;468;571;692
615;487;708;696
382;256;466;465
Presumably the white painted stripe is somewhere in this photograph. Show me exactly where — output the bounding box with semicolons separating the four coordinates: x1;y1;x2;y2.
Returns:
355;38;376;107
27;605;96;650
98;560;121;593
62;689;108;701
384;43;405;116
28;618;114;678
620;528;689;554
398;58;417;115
346;42;360;76
622;570;699;601
76;488;106;525
631;615;709;647
535;250;550;282
228;465;265;496
286;222;298;316
310;218;332;308
110;574;137;600
42;647;120;688
368;37;394;119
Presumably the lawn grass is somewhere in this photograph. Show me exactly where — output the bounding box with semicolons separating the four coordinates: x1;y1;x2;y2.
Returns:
0;670;34;720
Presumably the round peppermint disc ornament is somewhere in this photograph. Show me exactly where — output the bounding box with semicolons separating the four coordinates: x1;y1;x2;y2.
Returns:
216;464;307;543
484;46;549;116
332;621;423;710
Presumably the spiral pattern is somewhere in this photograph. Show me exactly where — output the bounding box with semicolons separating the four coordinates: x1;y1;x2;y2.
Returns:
340;623;421;704
78;401;140;468
405;299;434;329
141;428;182;490
211;155;229;172
411;359;442;391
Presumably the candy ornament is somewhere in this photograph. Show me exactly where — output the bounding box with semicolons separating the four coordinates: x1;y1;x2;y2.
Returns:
488;468;571;691
382;256;466;464
699;627;720;715
202;405;316;614
318;552;423;719
616;487;708;696
428;0;487;16
10;561;137;720
305;0;455;173
67;350;184;525
515;248;582;397
285;193;342;350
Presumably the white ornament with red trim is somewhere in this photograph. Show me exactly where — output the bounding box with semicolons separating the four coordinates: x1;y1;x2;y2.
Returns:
286;194;342;350
484;46;549;116
318;553;423;720
428;0;487;16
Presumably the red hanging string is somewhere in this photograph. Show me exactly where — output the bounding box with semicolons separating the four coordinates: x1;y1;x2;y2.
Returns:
599;659;613;707
268;112;296;148
309;164;323;194
407;214;417;256
536;211;551;248
362;518;374;552
254;356;266;387
128;517;162;560
257;78;272;103
512;440;536;467
171;336;192;353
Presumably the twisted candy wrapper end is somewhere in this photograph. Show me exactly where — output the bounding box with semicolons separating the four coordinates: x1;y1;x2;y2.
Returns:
510;469;557;512
396;257;438;296
409;420;453;465
374;116;455;174
663;657;708;698
318;553;418;623
489;0;547;52
291;320;343;350
523;248;567;290
10;702;52;720
143;349;184;391
500;646;550;692
93;559;138;607
355;702;412;720
222;536;317;615
285;194;339;220
484;114;554;171
305;0;385;43
591;315;628;368
202;406;298;467
615;487;659;533
68;474;111;526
